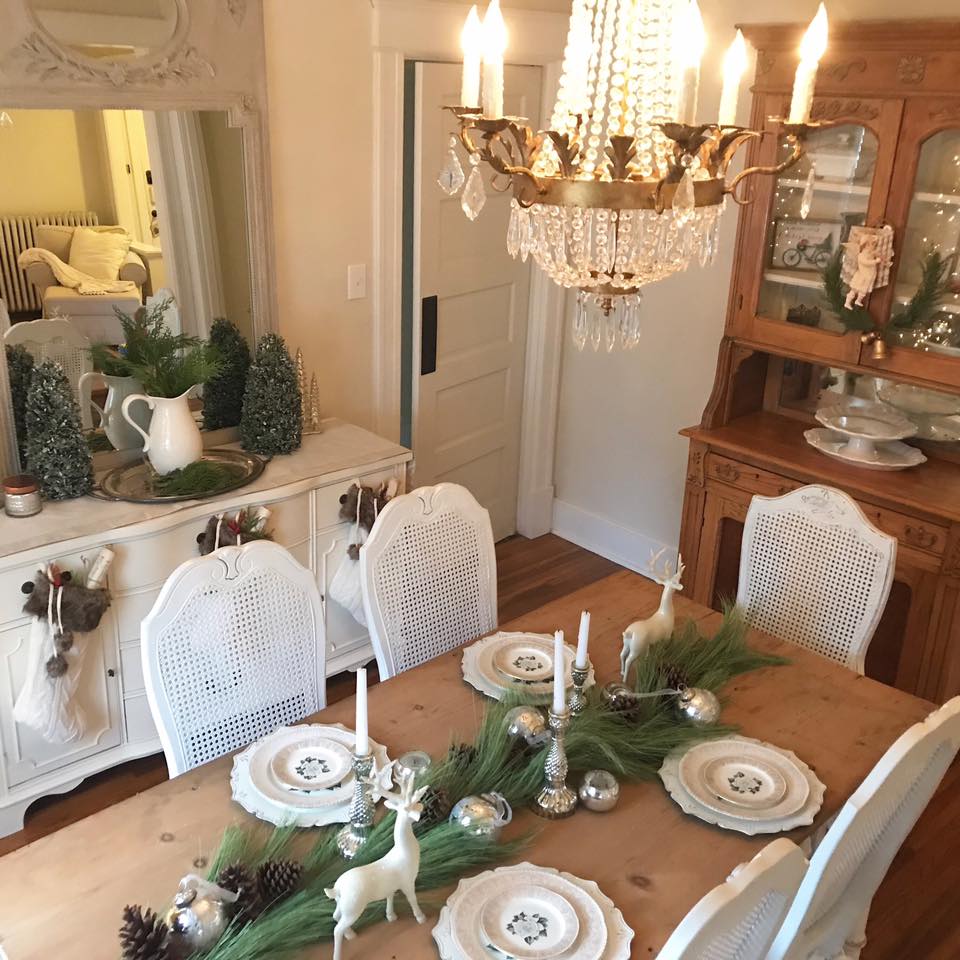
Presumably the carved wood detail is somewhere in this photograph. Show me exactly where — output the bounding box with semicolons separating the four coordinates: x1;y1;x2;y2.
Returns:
897;55;927;84
811;99;880;122
945;532;960;579
755;50;775;77
903;525;940;551
930;103;960;123
821;59;867;81
687;447;705;487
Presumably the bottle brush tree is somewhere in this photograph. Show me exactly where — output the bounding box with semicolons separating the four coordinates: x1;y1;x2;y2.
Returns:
6;343;35;462
240;333;302;455
203;318;251;431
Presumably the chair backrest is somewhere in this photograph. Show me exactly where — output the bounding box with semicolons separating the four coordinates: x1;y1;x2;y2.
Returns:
767;697;960;960
360;483;497;679
736;484;896;673
141;541;326;776
3;317;93;428
657;839;807;960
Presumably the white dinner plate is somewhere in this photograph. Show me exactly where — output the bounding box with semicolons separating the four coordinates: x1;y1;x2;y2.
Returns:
678;739;810;820
480;884;580;960
494;640;556;684
269;737;353;793
804;428;927;471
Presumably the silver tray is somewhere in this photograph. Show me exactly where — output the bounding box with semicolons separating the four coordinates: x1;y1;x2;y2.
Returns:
93;448;266;504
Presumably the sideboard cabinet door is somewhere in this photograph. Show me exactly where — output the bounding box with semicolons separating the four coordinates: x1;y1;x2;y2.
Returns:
0;614;122;787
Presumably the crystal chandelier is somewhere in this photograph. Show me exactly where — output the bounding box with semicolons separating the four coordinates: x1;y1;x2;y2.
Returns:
440;0;831;351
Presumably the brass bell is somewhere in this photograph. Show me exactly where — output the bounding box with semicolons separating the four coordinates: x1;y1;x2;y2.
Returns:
860;331;888;361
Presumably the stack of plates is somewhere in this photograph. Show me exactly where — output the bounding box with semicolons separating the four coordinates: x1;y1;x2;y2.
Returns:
659;736;825;835
462;632;595;702
433;863;634;960
230;723;393;827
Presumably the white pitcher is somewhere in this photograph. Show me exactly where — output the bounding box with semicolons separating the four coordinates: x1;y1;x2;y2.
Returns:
121;387;203;475
78;373;151;452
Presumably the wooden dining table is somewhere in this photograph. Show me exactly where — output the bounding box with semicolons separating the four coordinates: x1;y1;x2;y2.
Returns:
0;570;935;959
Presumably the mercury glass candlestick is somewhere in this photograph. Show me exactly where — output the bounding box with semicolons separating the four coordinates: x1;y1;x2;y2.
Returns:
534;708;578;819
336;753;376;860
568;661;590;715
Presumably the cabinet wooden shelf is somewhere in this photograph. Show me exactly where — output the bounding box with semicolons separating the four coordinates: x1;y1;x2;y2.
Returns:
679;19;960;704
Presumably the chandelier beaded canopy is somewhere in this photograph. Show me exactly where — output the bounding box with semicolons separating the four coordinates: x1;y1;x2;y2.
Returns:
440;0;831;351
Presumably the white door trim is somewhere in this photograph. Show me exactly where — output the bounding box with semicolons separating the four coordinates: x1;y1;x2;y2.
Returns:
372;0;568;537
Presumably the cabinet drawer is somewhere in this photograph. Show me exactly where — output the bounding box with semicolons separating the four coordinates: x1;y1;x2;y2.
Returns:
120;640;145;694
314;468;404;533
124;693;159;744
705;453;948;557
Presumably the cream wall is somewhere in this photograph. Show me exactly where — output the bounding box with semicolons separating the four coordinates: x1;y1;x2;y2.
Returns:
552;0;960;572
0;109;114;220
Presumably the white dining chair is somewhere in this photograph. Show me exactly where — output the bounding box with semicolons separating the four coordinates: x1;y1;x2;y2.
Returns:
141;541;326;777
656;839;807;960
737;484;896;673
767;696;960;960
359;482;497;679
3;317;94;428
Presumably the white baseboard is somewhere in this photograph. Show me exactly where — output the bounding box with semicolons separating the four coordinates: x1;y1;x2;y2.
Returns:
551;498;678;578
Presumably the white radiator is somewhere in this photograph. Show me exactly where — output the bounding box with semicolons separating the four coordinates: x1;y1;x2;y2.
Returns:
0;212;99;314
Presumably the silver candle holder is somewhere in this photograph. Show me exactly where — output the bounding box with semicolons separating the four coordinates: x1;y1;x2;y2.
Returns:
533;708;578;819
336;752;375;859
568;661;590;715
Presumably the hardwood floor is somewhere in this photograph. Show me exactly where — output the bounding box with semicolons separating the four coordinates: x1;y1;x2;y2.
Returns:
0;533;955;957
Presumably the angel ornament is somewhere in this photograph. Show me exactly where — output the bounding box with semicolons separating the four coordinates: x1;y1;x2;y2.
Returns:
842;224;895;309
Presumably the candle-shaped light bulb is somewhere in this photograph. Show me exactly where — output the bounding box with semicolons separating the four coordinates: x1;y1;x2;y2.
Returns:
481;0;508;119
575;610;591;669
552;630;566;715
675;0;706;124
789;4;828;124
718;29;748;126
460;5;483;108
355;666;369;756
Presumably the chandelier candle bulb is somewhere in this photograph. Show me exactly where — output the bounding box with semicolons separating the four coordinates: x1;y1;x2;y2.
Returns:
460;5;483;107
481;0;508;119
675;0;706;124
552;629;566;715
789;3;829;124
718;30;748;126
575;610;590;669
355;667;369;757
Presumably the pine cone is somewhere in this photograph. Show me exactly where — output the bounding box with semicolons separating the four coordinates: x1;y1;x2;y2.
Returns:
446;742;477;766
119;905;170;960
664;665;689;693
416;785;451;830
257;859;303;903
217;862;264;923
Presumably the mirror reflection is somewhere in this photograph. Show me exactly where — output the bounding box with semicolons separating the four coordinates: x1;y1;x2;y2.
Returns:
28;0;179;61
0;106;253;459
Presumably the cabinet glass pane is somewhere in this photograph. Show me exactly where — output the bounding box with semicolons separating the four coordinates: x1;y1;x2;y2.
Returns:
896;130;960;355
757;125;878;331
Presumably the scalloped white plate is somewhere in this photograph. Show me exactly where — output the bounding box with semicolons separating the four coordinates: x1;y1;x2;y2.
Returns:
480;884;580;960
659;735;825;835
815;404;917;442
805;428;927;471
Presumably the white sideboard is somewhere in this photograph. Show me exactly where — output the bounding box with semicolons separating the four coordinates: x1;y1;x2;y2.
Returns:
0;420;410;837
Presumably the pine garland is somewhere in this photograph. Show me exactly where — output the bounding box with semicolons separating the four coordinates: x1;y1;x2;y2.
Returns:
5;343;34;461
151;461;245;497
174;606;783;960
203;318;252;431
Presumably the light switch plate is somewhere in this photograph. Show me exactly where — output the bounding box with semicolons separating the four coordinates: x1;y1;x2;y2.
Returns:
347;264;366;300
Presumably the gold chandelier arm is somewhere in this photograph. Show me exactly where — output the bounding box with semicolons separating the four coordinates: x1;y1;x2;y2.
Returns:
725;136;805;206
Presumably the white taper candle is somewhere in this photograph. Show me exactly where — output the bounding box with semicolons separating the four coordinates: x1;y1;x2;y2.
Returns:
481;0;508;119
718;30;748;127
575;610;591;669
553;630;566;715
789;4;828;124
460;6;483;107
355;667;369;756
675;0;706;124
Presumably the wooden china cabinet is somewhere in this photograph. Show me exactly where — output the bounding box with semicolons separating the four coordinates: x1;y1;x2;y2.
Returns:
679;20;960;703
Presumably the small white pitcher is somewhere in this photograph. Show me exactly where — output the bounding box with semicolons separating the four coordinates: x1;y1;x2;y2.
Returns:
121;387;203;475
79;373;151;452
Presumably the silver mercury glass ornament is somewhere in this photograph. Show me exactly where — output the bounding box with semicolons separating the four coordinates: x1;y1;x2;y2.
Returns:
167;876;238;954
396;750;432;781
675;686;722;726
579;769;621;812
336;753;377;859
449;792;513;838
534;708;578;819
505;704;549;747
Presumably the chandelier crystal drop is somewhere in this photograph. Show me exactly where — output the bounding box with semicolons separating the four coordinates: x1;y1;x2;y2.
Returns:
444;1;832;351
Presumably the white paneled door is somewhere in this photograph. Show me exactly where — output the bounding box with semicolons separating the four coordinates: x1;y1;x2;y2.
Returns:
413;61;542;541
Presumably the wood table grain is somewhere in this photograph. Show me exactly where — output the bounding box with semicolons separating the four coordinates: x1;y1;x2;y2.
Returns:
0;571;934;959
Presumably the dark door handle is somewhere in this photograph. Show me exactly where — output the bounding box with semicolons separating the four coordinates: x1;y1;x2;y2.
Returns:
421;295;438;376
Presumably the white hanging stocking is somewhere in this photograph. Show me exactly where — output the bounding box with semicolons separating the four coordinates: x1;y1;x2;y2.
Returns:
329;485;380;627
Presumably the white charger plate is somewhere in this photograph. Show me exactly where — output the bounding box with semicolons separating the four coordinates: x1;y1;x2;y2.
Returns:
480;884;580;960
230;724;392;827
804;428;927;471
660;736;825;836
462;632;594;702
270;737;353;793
434;863;633;960
678;739;810;819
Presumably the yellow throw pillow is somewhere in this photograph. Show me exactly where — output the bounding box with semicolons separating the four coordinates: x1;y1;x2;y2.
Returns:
68;226;131;281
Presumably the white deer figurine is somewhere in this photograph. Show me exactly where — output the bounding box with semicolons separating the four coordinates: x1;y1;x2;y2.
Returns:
325;767;428;960
620;549;685;683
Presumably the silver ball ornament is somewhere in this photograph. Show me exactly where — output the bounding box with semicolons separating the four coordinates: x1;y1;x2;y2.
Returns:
601;682;636;710
167;884;231;953
504;705;549;747
579;770;620;812
449;792;512;838
675;687;721;726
